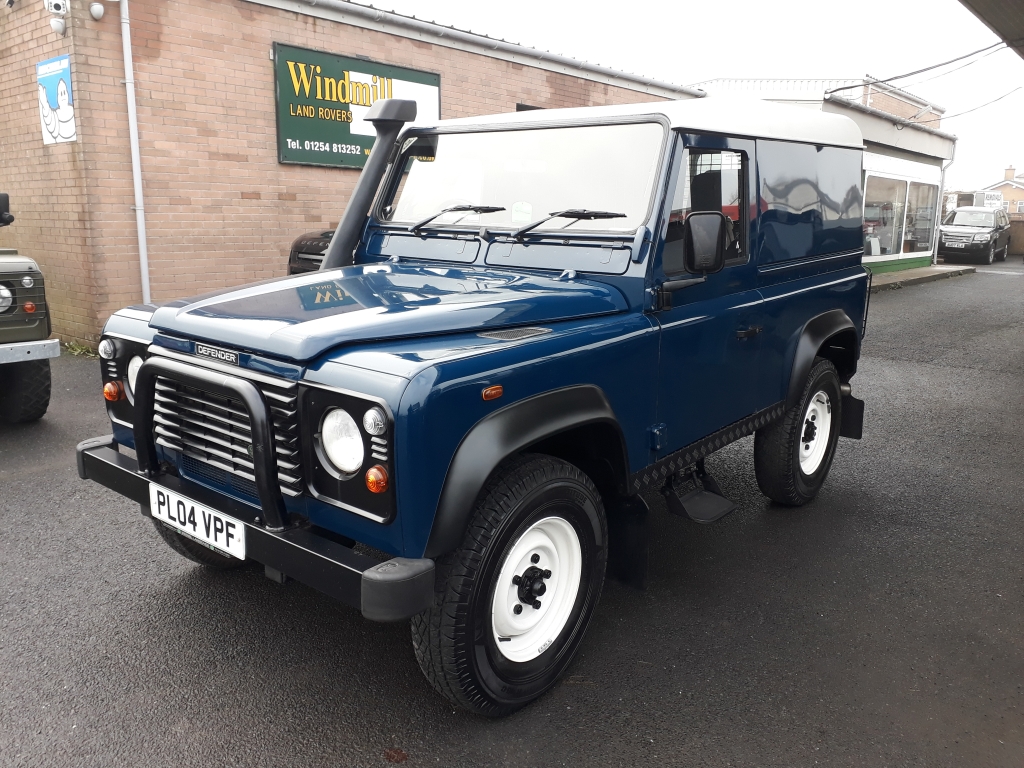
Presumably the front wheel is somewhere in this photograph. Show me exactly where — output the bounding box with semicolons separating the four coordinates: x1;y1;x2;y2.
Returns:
411;454;607;716
0;359;51;424
754;358;842;506
984;241;996;264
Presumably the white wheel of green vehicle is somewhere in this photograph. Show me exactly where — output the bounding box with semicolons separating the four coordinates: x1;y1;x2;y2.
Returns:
798;391;833;475
491;516;583;663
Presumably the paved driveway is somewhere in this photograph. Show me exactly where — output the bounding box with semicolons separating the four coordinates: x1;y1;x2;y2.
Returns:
2;266;1022;767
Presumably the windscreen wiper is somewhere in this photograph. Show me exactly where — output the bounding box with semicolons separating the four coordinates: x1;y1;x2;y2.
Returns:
511;209;626;241
409;205;505;235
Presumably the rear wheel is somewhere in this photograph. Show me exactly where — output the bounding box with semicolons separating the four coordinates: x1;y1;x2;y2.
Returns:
152;519;245;569
754;358;842;506
411;454;607;716
0;359;51;424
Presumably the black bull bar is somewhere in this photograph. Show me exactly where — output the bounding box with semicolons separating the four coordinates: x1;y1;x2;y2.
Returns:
76;356;433;622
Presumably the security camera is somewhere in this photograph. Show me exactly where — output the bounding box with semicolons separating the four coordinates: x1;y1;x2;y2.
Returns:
49;15;65;34
5;1;15;10
44;0;67;14
89;2;104;20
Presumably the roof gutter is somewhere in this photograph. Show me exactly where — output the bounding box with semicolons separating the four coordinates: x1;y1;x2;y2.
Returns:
241;0;704;100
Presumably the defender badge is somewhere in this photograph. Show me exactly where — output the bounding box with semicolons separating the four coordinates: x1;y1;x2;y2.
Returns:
195;343;239;366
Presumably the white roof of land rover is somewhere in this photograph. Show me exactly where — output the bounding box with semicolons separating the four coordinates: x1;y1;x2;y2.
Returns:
428;97;864;149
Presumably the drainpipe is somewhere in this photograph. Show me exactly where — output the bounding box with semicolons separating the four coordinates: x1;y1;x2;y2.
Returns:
118;0;151;304
932;141;957;265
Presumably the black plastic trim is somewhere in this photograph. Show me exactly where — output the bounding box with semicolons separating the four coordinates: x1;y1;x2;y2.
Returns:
133;356;288;530
786;309;858;408
840;394;864;439
630;401;786;493
76;440;433;621
424;385;628;558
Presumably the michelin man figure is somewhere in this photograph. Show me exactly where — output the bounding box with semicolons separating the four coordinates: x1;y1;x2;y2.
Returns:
39;79;77;144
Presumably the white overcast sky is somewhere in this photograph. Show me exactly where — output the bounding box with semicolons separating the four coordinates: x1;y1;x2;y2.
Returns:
371;0;1023;192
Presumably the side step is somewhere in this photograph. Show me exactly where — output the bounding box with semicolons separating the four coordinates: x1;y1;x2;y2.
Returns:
661;462;736;524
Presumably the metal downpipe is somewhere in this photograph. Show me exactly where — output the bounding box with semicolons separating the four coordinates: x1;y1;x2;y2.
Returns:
119;0;151;304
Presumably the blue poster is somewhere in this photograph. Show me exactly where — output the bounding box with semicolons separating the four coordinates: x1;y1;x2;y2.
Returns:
37;55;77;144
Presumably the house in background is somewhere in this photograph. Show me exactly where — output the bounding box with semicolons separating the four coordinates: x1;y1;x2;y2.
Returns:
692;78;957;273
984;167;1024;219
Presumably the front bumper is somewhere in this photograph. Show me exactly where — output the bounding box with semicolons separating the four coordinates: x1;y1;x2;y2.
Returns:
76;435;433;622
0;338;60;365
938;241;989;254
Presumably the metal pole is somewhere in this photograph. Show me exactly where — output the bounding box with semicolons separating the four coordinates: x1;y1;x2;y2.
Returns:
933;141;957;265
119;0;151;304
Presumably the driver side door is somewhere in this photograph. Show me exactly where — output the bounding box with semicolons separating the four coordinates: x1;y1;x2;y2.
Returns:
652;134;765;459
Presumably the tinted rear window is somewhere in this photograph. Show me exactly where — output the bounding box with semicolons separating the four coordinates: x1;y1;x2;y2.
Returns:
756;141;863;264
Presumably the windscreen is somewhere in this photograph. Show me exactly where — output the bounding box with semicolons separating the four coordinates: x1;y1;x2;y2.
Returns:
944;210;994;227
383;122;665;234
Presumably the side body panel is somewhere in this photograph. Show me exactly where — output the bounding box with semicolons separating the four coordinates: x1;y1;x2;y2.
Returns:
754;139;867;402
388;312;659;557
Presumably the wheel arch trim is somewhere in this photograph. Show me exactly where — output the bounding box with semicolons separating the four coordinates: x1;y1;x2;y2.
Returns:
786;309;858;409
423;385;628;558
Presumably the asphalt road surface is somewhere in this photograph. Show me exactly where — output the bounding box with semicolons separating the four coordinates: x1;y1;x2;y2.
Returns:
3;262;1023;767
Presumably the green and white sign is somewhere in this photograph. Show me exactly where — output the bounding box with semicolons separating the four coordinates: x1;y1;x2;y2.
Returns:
274;42;440;169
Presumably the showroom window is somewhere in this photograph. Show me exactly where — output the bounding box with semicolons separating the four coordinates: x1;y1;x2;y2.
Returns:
904;182;939;253
864;176;907;256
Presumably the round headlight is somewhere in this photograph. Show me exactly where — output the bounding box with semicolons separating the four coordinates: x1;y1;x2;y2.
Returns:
98;338;116;359
126;356;144;395
321;408;364;474
362;406;387;436
0;285;11;312
21;276;34;288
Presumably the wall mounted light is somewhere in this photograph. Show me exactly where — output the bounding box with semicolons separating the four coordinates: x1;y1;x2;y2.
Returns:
89;2;104;20
49;15;65;35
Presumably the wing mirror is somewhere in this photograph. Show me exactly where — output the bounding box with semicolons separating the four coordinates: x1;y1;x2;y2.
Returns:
683;210;727;275
0;194;13;227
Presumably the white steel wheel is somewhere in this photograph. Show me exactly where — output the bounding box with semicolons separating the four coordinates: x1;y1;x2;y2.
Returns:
491;516;583;663
799;391;832;475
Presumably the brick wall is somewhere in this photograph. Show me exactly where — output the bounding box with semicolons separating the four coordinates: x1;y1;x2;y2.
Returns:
0;0;671;343
0;1;98;341
864;89;942;126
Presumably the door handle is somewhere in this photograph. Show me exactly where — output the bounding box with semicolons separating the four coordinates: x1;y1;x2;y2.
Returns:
736;326;762;339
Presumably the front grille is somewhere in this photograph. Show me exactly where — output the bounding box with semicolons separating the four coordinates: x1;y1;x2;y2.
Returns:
0;273;47;328
942;234;973;244
152;375;303;499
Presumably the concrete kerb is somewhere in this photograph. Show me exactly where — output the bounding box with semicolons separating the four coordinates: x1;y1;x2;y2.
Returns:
869;265;976;293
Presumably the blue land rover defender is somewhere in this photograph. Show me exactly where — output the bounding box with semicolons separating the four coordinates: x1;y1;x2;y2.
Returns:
78;98;868;716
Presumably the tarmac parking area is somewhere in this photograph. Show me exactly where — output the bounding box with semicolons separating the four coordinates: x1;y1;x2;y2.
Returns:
2;266;1023;767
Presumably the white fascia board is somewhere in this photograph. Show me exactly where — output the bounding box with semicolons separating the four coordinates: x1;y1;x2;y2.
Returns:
864;151;942;184
240;0;703;101
983;180;1024;191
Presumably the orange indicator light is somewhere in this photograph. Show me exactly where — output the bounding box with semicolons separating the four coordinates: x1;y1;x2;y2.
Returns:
23;302;36;314
482;385;503;401
365;465;389;494
103;381;124;402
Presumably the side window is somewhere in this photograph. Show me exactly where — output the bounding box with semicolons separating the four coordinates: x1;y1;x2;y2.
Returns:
662;150;747;275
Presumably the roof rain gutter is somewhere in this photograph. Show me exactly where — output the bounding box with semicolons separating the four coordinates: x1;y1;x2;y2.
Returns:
243;0;704;100
119;0;151;304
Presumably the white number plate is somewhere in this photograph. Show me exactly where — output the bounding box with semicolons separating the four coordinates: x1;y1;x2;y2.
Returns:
149;485;246;560
949;243;965;248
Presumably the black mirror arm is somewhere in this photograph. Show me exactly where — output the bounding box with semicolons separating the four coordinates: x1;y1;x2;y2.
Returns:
655;275;706;311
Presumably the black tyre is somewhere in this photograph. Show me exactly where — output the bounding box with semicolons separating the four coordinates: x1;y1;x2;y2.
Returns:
754;358;842;506
983;241;995;264
152;519;245;569
411;454;607;717
0;359;51;424
997;240;1008;262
